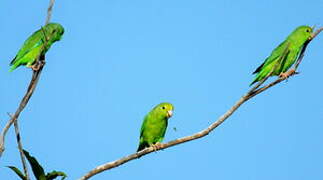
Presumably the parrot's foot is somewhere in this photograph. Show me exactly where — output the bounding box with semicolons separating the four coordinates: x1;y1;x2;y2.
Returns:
279;69;298;79
151;142;162;152
31;64;40;71
30;61;41;71
30;61;45;72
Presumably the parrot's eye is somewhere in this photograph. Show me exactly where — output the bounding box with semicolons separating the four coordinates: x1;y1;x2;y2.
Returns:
306;29;310;33
161;106;166;110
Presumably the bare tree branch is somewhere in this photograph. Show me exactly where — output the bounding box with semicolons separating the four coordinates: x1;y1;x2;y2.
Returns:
0;0;56;178
78;27;322;180
0;0;56;162
5;1;57;177
294;27;323;70
45;0;56;25
7;113;30;180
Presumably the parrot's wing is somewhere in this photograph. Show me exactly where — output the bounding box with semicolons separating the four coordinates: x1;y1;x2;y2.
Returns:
10;41;43;65
10;31;43;65
253;40;290;74
276;42;291;72
293;42;308;65
139;115;149;138
159;119;168;141
137;115;150;151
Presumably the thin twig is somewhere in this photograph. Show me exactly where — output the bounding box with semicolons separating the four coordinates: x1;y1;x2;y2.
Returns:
45;0;56;25
78;27;322;180
294;27;323;70
14;123;29;180
0;0;55;160
8;113;30;180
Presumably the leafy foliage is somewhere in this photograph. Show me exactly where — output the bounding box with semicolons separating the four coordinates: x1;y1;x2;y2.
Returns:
7;166;27;180
7;150;67;180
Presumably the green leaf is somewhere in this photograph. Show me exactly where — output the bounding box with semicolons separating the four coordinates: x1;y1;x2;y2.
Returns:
23;149;46;180
46;171;67;180
7;166;27;180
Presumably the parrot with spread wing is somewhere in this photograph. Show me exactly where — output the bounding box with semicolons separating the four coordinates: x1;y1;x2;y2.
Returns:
250;25;313;85
9;23;64;72
137;102;174;152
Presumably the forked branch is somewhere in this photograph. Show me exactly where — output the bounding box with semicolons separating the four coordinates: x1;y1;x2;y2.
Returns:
0;0;56;160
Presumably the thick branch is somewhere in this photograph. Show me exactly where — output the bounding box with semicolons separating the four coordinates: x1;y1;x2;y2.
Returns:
78;27;322;180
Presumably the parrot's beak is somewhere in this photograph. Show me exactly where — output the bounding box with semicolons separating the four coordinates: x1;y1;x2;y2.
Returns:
167;110;173;118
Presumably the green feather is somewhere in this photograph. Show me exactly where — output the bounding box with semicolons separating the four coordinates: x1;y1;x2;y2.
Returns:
10;23;64;72
137;102;174;152
251;25;313;85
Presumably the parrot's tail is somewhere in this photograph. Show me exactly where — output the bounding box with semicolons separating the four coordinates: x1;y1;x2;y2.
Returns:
250;77;259;86
9;64;18;72
137;142;149;152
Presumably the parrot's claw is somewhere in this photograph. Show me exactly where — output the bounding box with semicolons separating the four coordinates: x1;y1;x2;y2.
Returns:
151;142;162;152
279;69;298;80
31;64;40;71
30;61;45;72
279;72;288;79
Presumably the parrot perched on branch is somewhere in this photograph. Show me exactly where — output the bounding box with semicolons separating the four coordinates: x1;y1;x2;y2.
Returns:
137;102;174;152
250;25;313;85
9;23;64;72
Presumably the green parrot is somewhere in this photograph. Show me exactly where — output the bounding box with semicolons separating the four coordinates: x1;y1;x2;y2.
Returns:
9;23;64;72
250;25;313;85
137;102;174;152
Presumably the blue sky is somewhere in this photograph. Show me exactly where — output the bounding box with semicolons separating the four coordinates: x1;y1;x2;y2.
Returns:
0;0;322;179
